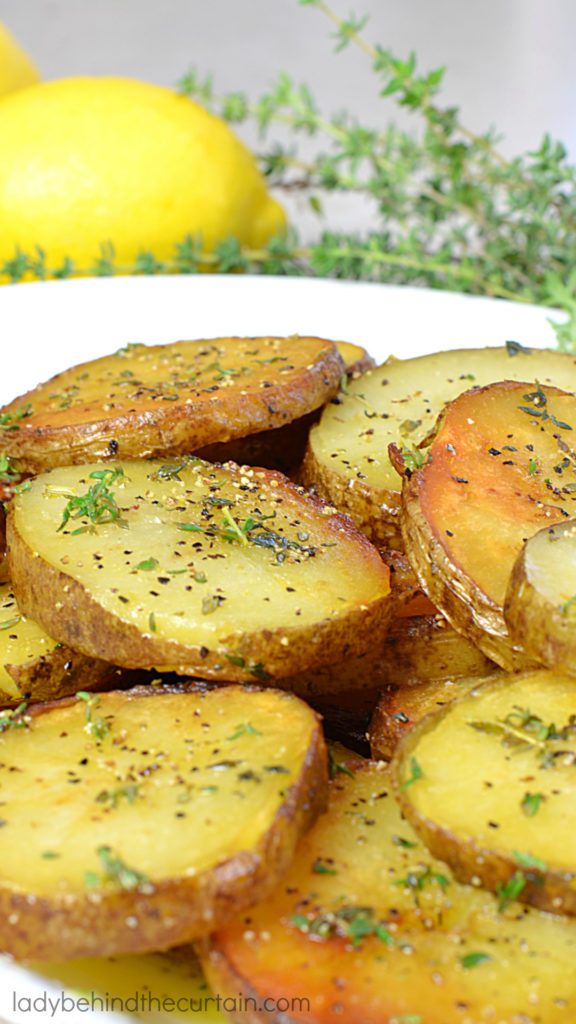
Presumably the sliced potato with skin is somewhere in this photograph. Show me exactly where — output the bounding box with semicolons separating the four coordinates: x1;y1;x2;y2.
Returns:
368;672;503;760
0;577;128;706
196;342;375;476
301;344;576;547
393;670;576;916
505;519;576;672
7;458;392;683
200;760;576;1024
0;336;344;473
280;611;497;698
401;379;576;670
0;682;327;960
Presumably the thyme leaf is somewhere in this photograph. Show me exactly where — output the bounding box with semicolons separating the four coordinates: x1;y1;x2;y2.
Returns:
57;467;126;533
289;904;394;948
96;845;149;890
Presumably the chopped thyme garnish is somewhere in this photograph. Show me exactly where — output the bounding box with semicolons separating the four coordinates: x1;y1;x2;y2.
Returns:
393;864;449;898
398;418;421;437
149;457;200;482
506;341;532;357
57;467;126;533
513;849;547;873
496;871;526;912
95;784;141;808
468;705;576;769
0;452;21;481
0;403;33;432
518;384;572;431
95;845;149;890
227;722;264;740
460;951;493;969
178;508;318;564
401;445;425;471
76;691;110;741
249;662;272;681
521;791;545;817
312;859;338;875
0;702;30;732
400;756;423;789
327;749;355;779
0;615;21;631
558;594;576;616
225;653;246;668
202;593;225;615
338;375;378;416
290;904;394;948
392;835;418;849
134;557;160;571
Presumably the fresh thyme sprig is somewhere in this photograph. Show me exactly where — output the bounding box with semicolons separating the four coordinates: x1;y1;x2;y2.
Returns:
2;1;576;348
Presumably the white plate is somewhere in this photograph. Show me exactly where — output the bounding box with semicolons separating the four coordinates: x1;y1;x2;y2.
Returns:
0;274;564;405
0;274;565;1024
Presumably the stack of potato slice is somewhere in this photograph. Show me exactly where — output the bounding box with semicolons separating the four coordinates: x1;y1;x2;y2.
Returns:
3;334;576;1022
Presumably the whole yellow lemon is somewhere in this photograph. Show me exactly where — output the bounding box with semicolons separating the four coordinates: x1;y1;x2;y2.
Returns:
0;22;39;99
0;77;286;274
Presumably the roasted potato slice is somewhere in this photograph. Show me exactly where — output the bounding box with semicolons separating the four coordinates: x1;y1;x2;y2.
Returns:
368;672;503;760
0;577;127;706
0;683;327;960
194;341;375;475
0;336;344;473
280;611;496;698
393;669;576;916
7;459;392;682
200;760;576;1023
401;379;576;670
301;344;576;547
505;519;576;673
